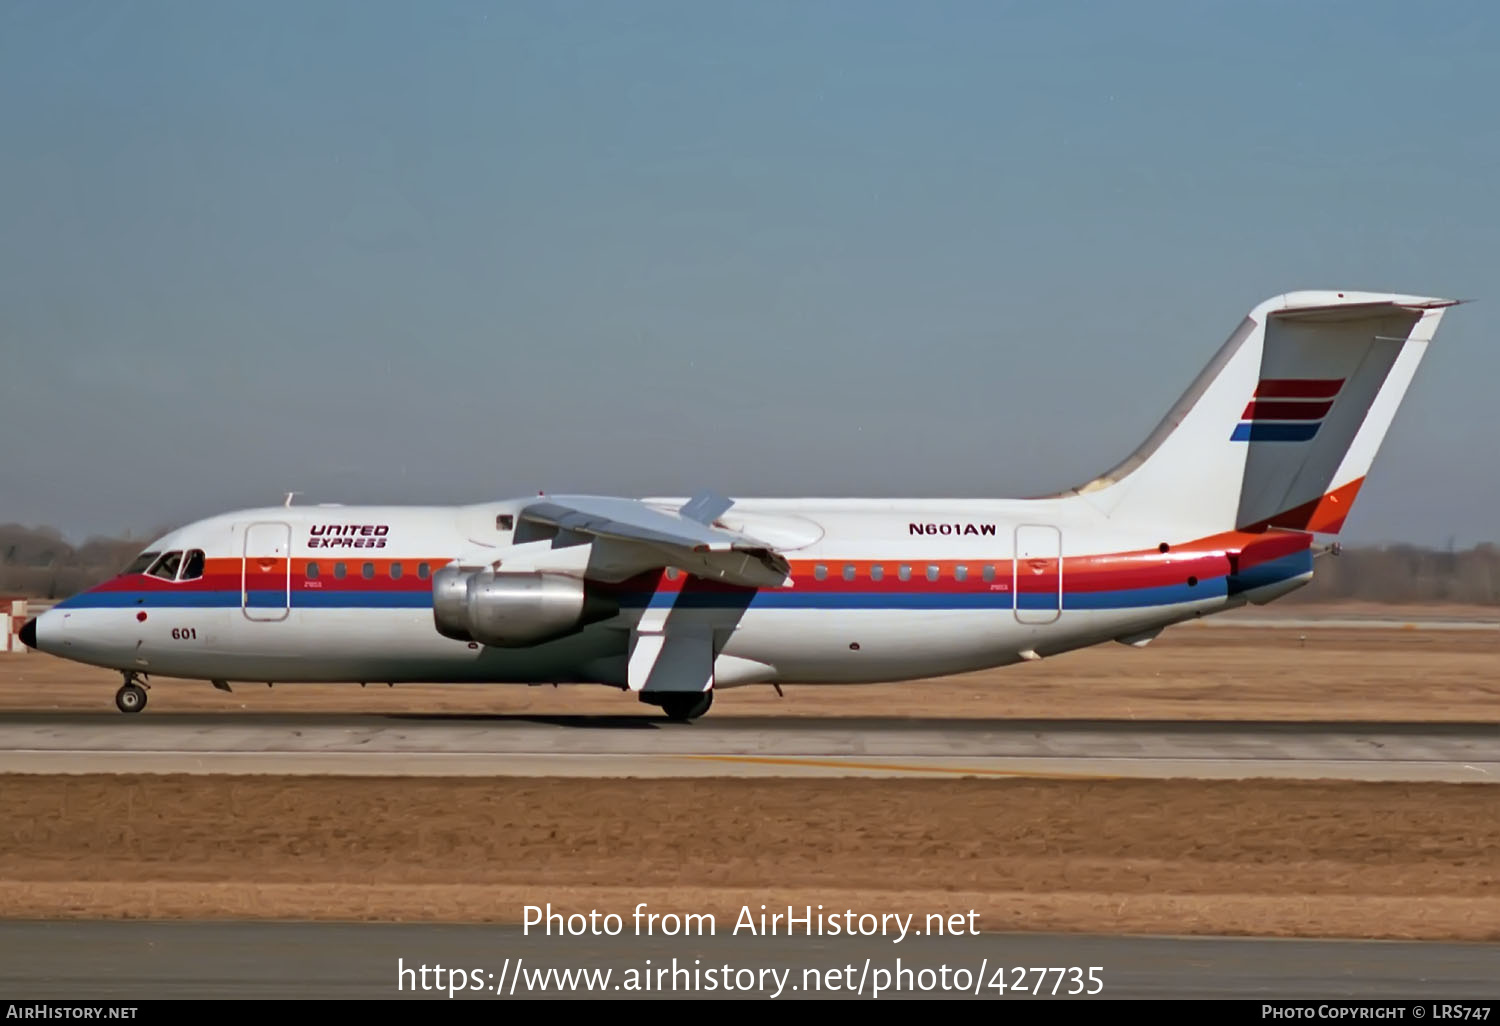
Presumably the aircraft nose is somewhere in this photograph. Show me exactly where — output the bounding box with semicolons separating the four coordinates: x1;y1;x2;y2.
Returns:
19;617;37;650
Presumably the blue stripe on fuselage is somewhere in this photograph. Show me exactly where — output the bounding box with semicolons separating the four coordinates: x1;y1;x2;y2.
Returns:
52;577;1253;613
1228;550;1314;594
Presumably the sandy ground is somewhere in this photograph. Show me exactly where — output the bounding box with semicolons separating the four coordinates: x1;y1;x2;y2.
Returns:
1;775;1496;941
2;621;1495;720
2;613;1494;940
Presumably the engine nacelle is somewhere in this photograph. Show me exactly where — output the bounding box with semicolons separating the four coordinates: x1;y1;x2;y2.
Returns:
431;567;617;648
432;565;476;642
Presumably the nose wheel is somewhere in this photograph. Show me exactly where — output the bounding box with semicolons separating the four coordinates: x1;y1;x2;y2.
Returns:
115;676;148;714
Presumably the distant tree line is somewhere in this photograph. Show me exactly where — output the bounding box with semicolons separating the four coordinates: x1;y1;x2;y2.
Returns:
0;525;148;601
0;523;1496;604
1282;543;1500;605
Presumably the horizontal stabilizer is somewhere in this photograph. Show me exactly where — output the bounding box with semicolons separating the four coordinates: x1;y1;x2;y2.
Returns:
1267;297;1461;322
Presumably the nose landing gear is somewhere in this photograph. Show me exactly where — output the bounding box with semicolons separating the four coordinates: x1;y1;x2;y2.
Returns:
115;672;149;714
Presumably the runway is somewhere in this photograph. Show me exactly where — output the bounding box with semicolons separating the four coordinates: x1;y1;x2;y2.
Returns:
2;921;1495;999
1189;617;1498;630
0;713;1494;781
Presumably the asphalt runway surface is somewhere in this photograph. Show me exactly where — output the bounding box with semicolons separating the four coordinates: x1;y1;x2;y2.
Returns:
2;921;1495;999
0;713;1494;781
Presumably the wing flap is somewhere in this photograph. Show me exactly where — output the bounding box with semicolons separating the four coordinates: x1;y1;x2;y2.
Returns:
517;493;792;588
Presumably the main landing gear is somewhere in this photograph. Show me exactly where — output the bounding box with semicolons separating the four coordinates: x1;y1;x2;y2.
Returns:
115;672;148;714
642;690;713;723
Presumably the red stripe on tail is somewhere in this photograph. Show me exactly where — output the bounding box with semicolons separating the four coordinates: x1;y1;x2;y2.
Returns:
1240;399;1334;421
1254;378;1343;399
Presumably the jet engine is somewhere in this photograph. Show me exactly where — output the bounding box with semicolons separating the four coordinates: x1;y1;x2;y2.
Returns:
432;567;618;647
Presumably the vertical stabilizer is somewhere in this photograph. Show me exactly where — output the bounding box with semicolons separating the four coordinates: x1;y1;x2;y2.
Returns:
1054;291;1457;537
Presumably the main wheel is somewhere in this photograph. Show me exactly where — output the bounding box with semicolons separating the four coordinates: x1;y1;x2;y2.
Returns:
659;690;713;723
115;683;147;714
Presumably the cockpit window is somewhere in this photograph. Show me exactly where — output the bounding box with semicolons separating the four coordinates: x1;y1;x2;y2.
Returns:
146;551;183;581
124;552;160;575
180;550;206;581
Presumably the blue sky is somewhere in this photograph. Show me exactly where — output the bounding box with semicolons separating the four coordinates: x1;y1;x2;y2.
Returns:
1;1;1495;546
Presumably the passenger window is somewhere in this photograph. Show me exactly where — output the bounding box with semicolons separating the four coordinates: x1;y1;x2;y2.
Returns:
334;562;347;579
497;514;514;530
814;565;828;581
417;562;430;579
870;565;884;581
306;562;320;580
982;565;996;582
361;562;374;580
955;565;968;582
124;551;159;575
926;565;940;582
842;565;856;582
180;550;206;581
898;565;911;581
390;562;403;579
147;551;183;581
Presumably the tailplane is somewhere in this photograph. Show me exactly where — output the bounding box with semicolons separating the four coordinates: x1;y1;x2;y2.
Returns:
1057;291;1459;537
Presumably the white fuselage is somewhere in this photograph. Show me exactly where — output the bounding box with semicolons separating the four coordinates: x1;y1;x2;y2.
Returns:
27;290;1454;705
31;496;1315;690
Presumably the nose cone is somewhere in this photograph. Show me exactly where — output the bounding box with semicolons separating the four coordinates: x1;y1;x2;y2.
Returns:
19;617;37;650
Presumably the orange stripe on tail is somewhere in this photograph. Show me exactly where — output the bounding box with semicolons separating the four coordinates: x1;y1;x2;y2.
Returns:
1240;477;1364;534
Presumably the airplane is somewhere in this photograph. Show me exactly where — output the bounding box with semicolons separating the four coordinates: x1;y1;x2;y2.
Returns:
20;290;1458;721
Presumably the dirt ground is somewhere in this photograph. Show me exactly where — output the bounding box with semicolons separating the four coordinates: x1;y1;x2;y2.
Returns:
2;619;1494;720
1;775;1496;941
2;611;1494;940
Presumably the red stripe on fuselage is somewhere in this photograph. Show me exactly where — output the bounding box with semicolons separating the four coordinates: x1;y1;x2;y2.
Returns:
76;532;1317;600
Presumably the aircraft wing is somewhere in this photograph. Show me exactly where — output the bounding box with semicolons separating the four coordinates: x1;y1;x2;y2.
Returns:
515;492;792;588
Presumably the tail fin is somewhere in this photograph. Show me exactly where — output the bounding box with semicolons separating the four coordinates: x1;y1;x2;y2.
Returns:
1060;291;1459;537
